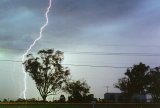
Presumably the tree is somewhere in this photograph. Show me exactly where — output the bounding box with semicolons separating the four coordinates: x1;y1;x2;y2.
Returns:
114;62;150;99
146;67;160;102
3;99;8;102
16;98;26;102
27;98;37;102
64;80;90;102
23;49;70;101
83;94;94;102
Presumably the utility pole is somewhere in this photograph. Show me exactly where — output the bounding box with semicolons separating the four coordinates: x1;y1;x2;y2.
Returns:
106;86;109;93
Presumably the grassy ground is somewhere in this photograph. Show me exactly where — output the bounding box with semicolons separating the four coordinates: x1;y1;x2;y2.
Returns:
0;103;160;108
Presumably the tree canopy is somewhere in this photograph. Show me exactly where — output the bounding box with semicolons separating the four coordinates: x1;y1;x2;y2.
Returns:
146;67;160;102
64;80;90;102
114;62;150;98
23;49;70;101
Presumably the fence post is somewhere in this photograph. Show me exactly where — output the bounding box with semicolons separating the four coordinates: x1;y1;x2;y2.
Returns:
91;101;96;108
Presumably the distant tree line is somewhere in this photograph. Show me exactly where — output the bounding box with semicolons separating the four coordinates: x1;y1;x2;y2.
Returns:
0;94;94;103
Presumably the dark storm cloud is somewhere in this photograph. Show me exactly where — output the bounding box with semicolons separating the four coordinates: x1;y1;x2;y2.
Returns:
44;0;145;40
0;0;47;10
0;0;47;52
0;0;48;22
48;0;160;41
0;0;160;52
0;0;143;25
0;0;144;23
54;0;142;14
53;0;145;22
43;0;157;47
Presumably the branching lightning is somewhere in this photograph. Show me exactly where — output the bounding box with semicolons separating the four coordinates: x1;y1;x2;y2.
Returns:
22;0;52;99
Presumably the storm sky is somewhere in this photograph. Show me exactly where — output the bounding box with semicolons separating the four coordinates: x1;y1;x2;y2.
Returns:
0;0;160;100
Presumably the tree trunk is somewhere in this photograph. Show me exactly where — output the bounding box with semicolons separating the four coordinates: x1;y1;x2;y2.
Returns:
42;95;47;102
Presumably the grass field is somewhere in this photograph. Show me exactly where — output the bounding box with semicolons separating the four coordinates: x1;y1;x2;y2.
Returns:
0;103;160;108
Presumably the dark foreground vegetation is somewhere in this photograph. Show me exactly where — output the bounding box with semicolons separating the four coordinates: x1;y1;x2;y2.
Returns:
0;103;160;108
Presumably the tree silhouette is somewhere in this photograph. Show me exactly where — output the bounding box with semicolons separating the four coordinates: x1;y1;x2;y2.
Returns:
64;80;90;102
23;49;70;101
114;62;149;99
59;94;66;102
146;67;160;102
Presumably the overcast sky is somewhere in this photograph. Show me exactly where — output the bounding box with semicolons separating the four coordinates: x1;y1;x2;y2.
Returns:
0;0;160;100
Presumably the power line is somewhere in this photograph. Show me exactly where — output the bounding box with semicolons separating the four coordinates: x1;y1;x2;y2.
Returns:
1;48;160;56
2;41;160;47
35;40;160;47
64;52;160;56
0;59;21;62
63;64;127;68
0;59;127;69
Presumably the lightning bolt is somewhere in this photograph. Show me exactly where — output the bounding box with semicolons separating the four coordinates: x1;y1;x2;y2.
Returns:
21;0;52;99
